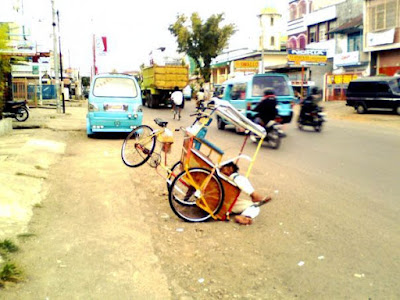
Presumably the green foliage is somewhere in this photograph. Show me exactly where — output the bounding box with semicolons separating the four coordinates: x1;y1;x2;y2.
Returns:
0;239;19;254
0;262;23;285
0;239;23;287
169;13;235;82
0;23;11;118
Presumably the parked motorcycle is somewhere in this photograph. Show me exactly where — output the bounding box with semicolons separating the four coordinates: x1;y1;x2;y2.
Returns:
250;117;282;149
2;100;30;122
297;106;325;132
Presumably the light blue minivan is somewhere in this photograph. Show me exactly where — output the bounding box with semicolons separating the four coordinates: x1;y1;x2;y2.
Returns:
86;73;143;137
214;73;295;130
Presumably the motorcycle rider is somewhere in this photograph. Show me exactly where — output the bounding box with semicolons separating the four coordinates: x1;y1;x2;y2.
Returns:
252;88;277;128
299;87;322;122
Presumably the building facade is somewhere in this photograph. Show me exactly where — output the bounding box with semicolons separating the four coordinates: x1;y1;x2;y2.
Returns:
210;7;287;85
364;0;400;76
325;0;366;100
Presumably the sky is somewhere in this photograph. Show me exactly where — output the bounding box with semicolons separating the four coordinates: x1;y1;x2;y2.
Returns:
3;0;288;75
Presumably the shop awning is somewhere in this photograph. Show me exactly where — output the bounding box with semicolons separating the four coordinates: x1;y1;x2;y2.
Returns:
328;15;363;34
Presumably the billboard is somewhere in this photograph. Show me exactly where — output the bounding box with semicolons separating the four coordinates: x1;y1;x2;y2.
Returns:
287;49;327;66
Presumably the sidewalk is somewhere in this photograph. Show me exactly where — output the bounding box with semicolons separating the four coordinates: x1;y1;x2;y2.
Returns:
0;100;87;240
13;100;87;131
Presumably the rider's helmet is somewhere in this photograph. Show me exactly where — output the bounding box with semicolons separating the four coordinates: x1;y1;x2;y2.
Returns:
263;88;275;96
311;87;320;95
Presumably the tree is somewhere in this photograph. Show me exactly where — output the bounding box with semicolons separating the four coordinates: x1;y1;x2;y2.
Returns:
169;13;235;82
0;23;11;119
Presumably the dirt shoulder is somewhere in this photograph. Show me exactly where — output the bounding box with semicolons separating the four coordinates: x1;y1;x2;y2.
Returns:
320;101;400;129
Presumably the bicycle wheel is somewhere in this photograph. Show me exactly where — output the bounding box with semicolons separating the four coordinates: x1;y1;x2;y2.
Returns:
169;167;224;222
121;125;156;167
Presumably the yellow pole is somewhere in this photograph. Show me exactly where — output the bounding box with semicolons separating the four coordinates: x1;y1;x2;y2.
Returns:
245;138;264;178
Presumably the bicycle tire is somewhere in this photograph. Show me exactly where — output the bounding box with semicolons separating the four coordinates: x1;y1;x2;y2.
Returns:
166;161;183;191
168;167;224;222
121;125;156;167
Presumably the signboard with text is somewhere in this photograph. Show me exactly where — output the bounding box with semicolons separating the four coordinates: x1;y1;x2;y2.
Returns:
234;60;259;70
287;49;327;66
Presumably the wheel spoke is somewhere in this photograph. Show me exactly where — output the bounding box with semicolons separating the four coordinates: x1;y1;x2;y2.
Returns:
121;125;156;167
169;168;224;222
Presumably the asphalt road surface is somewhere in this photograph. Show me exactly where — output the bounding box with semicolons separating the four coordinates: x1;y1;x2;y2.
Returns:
1;101;399;299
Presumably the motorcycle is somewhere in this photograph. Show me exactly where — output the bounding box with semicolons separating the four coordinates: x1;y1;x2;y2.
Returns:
250;117;282;149
2;100;30;122
297;106;325;132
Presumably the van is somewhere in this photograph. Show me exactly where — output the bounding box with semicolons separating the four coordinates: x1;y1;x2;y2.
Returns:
346;76;400;114
214;73;295;130
86;73;143;137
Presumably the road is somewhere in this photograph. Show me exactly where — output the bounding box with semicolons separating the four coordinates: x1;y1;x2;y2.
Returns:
1;100;399;299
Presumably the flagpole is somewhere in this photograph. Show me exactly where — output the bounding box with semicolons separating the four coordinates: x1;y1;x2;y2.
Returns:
92;34;97;77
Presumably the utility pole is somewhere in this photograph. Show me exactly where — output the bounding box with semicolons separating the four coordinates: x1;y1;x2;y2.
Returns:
51;0;61;113
57;10;65;113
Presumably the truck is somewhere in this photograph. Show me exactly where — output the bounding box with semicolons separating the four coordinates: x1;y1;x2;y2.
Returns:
140;65;189;108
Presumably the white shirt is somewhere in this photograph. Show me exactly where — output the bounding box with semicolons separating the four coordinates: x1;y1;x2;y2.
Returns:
171;91;183;105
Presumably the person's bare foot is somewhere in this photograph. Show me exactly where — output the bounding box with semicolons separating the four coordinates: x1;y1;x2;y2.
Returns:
234;215;253;225
251;192;272;203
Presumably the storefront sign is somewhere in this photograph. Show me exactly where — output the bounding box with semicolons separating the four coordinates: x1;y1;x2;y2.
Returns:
234;61;259;70
287;49;327;66
367;28;395;47
0;40;36;55
327;74;358;85
334;51;360;67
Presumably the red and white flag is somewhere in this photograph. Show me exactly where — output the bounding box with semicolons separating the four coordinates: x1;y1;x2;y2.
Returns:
95;36;107;55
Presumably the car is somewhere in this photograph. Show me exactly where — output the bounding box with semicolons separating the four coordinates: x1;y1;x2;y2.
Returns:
86;73;143;137
215;73;295;130
346;76;400;114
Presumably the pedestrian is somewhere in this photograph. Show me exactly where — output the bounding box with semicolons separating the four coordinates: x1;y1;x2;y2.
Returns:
220;162;272;225
196;88;205;108
171;86;184;120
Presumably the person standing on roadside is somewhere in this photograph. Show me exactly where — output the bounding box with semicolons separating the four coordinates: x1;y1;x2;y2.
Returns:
171;86;184;120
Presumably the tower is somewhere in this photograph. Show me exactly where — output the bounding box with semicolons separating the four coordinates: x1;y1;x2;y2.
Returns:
259;7;282;51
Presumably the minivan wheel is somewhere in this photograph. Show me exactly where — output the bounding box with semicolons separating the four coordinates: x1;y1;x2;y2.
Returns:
356;103;366;114
395;105;400;115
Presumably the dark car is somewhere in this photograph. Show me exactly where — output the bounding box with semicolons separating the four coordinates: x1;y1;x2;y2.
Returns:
346;76;400;114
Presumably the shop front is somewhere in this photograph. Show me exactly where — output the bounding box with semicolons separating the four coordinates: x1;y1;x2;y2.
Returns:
378;49;400;76
325;73;360;101
326;51;367;101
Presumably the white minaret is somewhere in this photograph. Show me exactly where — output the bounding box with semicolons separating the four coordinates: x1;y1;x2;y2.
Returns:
259;7;282;51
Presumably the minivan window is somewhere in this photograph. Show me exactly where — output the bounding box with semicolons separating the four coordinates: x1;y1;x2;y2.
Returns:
349;82;375;93
93;77;138;97
252;76;290;96
230;83;247;100
389;79;400;93
377;83;390;93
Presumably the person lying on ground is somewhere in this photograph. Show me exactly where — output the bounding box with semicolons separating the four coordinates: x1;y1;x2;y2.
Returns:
220;162;272;225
